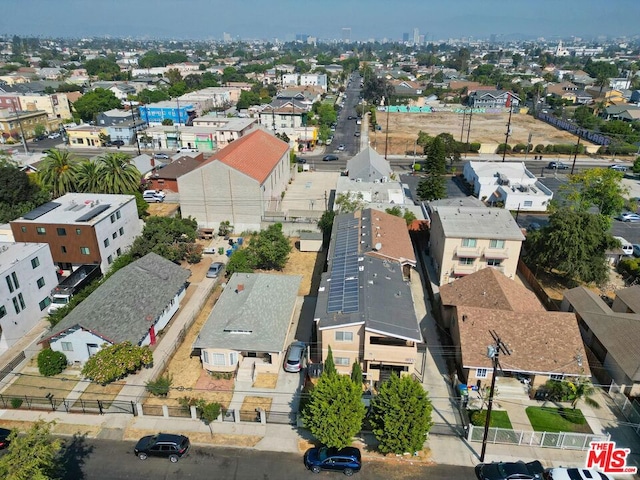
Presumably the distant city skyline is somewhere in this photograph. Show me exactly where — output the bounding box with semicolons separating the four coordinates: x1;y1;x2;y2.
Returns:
3;0;639;42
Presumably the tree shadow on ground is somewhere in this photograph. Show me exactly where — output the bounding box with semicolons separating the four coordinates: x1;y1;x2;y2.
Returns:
58;433;94;480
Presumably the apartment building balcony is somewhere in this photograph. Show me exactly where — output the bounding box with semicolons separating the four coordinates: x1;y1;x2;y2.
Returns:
455;246;481;258
483;247;510;260
453;263;477;276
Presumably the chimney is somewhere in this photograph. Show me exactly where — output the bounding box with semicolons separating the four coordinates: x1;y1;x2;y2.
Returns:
236;284;244;294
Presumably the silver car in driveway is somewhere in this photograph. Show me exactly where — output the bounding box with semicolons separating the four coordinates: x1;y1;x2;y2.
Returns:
206;262;224;278
284;341;306;373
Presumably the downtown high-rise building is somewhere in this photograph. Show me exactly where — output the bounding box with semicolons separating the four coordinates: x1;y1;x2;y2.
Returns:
342;27;351;42
413;28;420;45
402;32;409;43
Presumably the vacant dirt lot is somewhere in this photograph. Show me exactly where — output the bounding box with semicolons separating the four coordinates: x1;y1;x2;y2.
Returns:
381;111;592;155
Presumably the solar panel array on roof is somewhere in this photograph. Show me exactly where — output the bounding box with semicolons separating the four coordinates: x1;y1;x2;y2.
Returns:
327;218;361;314
76;204;111;222
22;202;61;220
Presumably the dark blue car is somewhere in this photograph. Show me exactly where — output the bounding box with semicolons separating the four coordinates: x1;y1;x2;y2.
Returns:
304;446;362;476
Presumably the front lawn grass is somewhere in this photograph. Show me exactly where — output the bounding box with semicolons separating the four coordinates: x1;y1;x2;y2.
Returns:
525;406;592;433
468;409;513;429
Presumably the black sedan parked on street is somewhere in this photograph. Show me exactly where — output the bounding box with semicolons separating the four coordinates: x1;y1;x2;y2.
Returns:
475;460;544;480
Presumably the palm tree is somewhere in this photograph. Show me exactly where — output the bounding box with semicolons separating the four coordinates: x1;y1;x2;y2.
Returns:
73;160;102;193
38;149;77;198
96;152;141;194
567;378;600;410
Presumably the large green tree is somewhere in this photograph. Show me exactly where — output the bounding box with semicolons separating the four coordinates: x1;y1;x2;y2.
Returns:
38;149;77;198
563;167;628;217
303;373;366;449
128;216;200;263
0;421;62;480
247;222;292;270
0;157;49;222
417;136;448;201
369;374;433;454
84;57;123;80
73;88;122;122
96;153;142;194
523;208;616;285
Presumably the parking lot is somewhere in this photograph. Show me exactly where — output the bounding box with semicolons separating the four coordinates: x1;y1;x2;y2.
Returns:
280;170;340;214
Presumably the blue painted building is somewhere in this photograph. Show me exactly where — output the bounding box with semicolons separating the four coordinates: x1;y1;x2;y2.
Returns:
138;101;195;126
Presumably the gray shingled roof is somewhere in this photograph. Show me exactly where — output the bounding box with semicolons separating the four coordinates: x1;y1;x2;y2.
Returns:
44;253;191;345
193;273;301;353
346;146;392;182
564;286;640;381
315;210;422;342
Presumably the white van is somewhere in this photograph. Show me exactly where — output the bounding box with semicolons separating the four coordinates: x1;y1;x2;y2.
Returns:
614;236;633;256
143;190;166;203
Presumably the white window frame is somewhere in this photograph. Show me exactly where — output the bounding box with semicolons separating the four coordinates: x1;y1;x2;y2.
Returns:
212;353;225;366
202;350;209;364
229;352;238;365
335;331;353;342
489;239;505;249
335;357;350;366
476;368;488;379
549;374;564;381
61;342;73;352
462;238;477;247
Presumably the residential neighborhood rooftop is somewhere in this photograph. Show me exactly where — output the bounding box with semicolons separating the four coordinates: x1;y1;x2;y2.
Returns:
42;253;191;346
13;193;136;225
193;273;301;353
430;205;526;241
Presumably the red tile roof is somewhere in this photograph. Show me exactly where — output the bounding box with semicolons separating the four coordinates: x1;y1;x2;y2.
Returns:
212;129;289;184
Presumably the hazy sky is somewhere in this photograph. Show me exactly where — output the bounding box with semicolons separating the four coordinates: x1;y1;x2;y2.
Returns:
2;0;639;41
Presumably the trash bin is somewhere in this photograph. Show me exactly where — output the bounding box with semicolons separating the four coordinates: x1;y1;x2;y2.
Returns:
237;237;244;246
226;249;233;257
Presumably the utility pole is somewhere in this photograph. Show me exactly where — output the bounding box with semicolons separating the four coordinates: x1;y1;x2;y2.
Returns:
502;94;514;163
465;108;473;158
480;330;511;462
384;96;390;160
524;132;533;162
129;102;141;156
571;133;581;175
460;108;467;143
10;98;29;154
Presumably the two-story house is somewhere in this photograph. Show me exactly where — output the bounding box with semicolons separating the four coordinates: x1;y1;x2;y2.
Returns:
0;242;58;353
440;268;590;390
428;204;525;285
315;209;422;386
10;193;142;274
467;90;520;109
462;161;553;211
